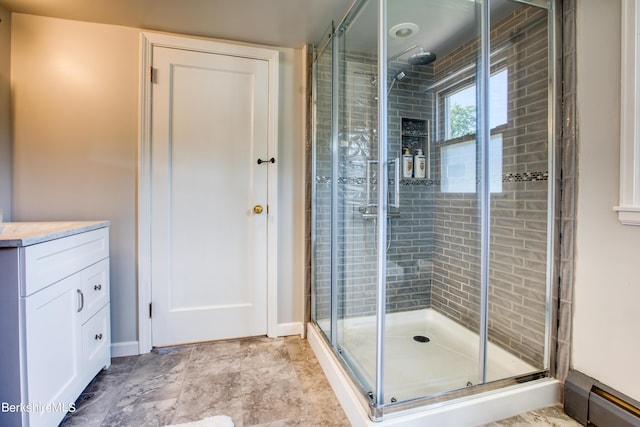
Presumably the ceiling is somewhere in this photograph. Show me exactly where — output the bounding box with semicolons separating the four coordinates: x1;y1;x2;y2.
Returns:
0;0;355;48
0;0;528;58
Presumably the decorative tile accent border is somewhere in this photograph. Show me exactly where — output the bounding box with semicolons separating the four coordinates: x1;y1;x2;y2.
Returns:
315;171;549;186
502;171;549;183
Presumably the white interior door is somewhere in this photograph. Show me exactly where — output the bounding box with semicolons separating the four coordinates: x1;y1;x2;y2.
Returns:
150;46;270;347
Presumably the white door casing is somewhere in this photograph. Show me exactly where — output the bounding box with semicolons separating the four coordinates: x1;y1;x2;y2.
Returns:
138;33;279;352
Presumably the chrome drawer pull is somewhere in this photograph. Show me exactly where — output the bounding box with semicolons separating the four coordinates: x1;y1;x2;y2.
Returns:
77;290;84;312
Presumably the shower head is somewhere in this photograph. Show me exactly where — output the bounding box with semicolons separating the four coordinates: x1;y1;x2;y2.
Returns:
387;71;407;95
408;50;437;66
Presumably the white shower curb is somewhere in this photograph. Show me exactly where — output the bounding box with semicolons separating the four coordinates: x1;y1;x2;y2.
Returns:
307;322;562;426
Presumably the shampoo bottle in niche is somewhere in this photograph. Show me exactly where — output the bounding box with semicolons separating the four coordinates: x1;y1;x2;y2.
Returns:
402;148;414;178
414;148;426;178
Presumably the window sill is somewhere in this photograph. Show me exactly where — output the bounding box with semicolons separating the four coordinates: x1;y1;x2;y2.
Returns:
613;206;640;226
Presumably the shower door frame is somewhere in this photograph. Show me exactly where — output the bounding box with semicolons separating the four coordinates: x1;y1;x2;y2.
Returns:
311;0;559;420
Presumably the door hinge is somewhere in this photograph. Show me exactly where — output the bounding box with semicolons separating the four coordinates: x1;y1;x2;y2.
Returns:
149;302;153;318
150;67;155;83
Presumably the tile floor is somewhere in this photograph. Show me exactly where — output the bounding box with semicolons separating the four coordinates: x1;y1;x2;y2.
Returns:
60;336;349;427
60;336;580;427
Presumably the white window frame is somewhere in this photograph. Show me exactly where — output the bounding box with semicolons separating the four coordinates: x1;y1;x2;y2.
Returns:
615;0;640;225
437;67;508;194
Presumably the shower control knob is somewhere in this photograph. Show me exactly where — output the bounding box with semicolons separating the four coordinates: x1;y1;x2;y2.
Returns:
253;205;264;214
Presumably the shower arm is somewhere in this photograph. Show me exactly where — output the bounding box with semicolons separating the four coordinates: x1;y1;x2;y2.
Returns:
387;43;424;63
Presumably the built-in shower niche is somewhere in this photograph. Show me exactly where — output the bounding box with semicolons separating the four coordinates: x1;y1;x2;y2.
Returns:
401;117;428;166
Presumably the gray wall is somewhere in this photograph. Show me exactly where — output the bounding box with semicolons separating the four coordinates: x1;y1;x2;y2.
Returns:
0;5;10;220
9;13;307;353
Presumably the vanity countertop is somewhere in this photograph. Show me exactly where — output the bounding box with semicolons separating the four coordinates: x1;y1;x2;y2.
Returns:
0;221;110;247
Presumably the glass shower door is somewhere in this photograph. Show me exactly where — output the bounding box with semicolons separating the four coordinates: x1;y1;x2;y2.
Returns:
382;0;484;403
312;26;334;340
333;0;381;398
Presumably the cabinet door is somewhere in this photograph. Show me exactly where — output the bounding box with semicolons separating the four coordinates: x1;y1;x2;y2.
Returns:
23;273;83;427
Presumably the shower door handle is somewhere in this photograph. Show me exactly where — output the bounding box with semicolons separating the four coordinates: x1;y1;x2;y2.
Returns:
366;159;378;209
389;157;400;209
364;158;400;211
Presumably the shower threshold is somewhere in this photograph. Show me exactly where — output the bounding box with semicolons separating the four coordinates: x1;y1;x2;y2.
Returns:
309;309;561;425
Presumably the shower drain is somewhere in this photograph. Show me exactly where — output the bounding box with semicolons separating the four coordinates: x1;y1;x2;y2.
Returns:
413;335;430;343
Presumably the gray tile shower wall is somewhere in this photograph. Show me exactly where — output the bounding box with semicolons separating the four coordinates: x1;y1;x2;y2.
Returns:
430;5;549;367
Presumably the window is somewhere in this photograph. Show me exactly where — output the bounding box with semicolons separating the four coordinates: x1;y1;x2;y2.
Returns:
440;135;503;193
615;0;640;225
440;69;508;193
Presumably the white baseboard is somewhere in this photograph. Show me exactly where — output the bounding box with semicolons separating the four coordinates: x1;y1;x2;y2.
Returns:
276;322;304;337
111;341;140;357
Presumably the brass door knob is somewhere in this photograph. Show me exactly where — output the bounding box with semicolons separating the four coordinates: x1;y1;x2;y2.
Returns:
253;205;264;214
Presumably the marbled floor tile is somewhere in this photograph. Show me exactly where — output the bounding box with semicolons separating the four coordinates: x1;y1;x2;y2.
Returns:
114;369;186;408
189;340;242;359
286;337;350;426
290;356;332;394
304;389;351;427
248;419;314;427
105;355;139;374
185;352;242;379
131;346;192;378
241;362;299;387
112;346;193;408
284;336;314;363
172;401;244;427
241;376;309;426
101;397;177;427
239;337;292;370
171;371;243;424
481;404;581;426
59;373;129;426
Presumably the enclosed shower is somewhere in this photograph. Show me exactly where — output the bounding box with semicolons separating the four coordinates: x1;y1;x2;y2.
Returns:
310;0;558;423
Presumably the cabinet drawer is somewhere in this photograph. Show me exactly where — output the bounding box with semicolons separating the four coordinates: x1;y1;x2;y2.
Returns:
82;305;111;380
81;259;110;322
22;228;109;297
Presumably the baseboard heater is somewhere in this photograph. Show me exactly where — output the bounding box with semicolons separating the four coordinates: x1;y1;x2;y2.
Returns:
564;369;640;426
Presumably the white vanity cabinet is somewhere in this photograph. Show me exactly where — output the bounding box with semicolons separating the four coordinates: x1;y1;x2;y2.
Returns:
0;223;110;427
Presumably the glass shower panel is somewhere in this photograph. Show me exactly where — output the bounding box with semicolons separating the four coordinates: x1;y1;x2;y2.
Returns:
384;0;484;402
312;27;334;340
486;1;551;382
334;0;381;397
